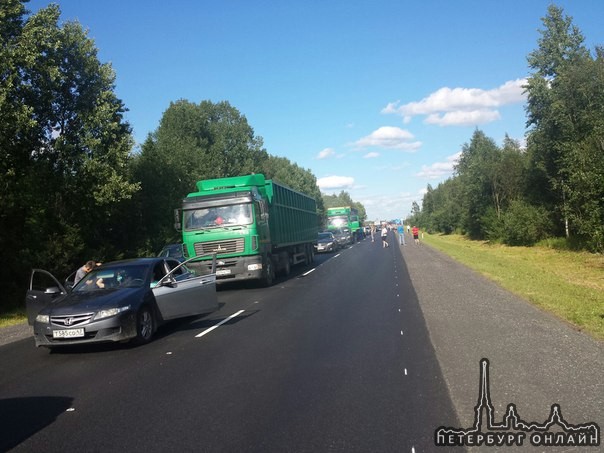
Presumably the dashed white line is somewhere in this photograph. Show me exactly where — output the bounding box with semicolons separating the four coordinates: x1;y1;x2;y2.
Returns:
302;268;316;276
195;310;245;338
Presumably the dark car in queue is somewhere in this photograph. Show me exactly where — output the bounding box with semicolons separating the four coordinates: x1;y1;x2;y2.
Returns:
314;231;338;253
332;227;353;247
25;256;218;348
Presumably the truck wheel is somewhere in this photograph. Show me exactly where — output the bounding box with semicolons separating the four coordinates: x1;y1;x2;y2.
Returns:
282;257;291;276
262;258;274;287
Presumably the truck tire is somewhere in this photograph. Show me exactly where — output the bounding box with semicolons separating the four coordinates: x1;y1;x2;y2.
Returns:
261;257;274;287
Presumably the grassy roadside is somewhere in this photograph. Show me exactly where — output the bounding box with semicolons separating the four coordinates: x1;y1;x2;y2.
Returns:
0;308;26;328
421;233;604;341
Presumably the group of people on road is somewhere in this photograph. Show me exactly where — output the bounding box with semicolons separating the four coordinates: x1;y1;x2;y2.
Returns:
373;223;421;248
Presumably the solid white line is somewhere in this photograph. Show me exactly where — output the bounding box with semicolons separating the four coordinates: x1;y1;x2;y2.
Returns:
302;268;316;276
195;310;245;338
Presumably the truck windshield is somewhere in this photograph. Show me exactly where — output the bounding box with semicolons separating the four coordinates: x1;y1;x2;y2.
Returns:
327;216;348;228
184;203;253;230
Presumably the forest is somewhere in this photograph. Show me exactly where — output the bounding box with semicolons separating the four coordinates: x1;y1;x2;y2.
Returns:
2;2;602;313
0;1;368;311
408;5;603;254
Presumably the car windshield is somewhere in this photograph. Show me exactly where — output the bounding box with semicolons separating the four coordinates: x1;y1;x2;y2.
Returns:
318;233;333;240
184;203;253;230
73;265;148;292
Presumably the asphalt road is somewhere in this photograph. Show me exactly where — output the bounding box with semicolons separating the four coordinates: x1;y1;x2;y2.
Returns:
1;232;602;452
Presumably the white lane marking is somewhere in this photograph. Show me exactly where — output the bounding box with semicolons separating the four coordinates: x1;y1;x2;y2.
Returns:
405;368;408;376
195;310;245;338
401;330;404;336
302;268;316;276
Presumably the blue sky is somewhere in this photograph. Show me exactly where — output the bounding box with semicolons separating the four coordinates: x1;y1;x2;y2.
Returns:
27;0;604;222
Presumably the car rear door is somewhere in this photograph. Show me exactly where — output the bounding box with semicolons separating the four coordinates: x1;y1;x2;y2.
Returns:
152;259;218;320
25;269;67;325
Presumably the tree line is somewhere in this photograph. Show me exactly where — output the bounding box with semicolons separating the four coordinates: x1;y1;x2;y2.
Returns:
408;5;603;253
0;1;367;312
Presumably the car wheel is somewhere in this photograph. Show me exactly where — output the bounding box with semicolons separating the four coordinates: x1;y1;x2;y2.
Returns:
133;306;154;345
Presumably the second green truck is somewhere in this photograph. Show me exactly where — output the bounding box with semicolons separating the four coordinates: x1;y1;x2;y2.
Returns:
175;174;318;286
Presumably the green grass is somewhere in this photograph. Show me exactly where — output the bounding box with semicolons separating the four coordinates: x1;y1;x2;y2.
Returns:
0;308;26;328
422;233;604;340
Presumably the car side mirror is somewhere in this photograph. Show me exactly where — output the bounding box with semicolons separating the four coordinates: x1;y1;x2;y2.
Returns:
44;286;62;296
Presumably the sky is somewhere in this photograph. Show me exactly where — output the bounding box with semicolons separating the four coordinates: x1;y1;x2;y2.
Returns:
26;0;604;222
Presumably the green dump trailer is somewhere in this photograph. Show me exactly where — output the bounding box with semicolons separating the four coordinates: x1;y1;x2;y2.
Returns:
175;174;318;286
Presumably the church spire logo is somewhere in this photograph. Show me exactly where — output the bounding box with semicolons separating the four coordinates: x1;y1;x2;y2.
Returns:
435;359;600;447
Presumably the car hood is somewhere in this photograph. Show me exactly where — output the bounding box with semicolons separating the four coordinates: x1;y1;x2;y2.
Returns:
41;288;143;315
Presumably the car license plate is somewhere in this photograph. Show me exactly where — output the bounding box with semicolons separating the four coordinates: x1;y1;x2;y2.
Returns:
52;328;85;338
216;269;231;276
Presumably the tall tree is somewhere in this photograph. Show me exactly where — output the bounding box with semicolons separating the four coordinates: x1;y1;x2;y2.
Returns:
525;4;591;237
455;129;501;238
1;2;137;309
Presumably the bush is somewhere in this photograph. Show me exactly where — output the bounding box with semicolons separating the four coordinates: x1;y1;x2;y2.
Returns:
502;200;553;246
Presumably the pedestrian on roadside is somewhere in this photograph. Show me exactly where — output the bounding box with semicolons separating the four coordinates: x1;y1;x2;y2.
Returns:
412;226;420;245
397;224;406;245
371;225;375;242
381;225;389;248
407;224;411;234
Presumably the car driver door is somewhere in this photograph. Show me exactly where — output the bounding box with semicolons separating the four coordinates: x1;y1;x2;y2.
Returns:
152;259;219;320
25;269;68;325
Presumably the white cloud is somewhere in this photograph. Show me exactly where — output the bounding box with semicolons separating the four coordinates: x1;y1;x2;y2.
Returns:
316;147;336;159
425;109;501;126
317;175;355;190
416;152;461;179
353;126;421;151
382;78;527;126
363;152;380;158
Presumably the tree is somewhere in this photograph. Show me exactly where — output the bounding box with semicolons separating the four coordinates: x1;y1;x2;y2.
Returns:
455;130;502;239
525;4;591;238
1;2;137;309
132;99;269;253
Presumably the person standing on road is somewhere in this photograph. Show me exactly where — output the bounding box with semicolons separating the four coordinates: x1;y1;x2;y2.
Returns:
397;224;406;245
381;225;389;248
412;226;420;245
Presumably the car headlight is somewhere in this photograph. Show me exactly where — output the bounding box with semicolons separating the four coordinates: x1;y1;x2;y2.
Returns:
35;314;49;323
93;305;131;321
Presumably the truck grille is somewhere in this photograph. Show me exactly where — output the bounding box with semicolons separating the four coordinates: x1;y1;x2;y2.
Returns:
194;238;245;255
51;313;94;327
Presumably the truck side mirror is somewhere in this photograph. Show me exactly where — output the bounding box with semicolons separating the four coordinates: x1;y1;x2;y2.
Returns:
174;208;182;232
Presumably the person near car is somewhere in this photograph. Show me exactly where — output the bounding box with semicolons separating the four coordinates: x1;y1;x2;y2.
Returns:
74;260;100;285
412;226;420;245
381;226;389;248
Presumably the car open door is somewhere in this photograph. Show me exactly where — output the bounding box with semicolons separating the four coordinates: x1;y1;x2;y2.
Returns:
153;255;218;320
25;269;68;325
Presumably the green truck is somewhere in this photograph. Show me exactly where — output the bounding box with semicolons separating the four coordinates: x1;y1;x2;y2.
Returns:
326;206;362;241
174;174;318;286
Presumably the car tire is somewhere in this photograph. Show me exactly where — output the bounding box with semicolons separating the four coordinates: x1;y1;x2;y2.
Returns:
133;305;155;345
